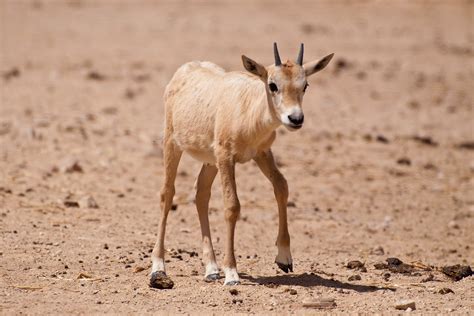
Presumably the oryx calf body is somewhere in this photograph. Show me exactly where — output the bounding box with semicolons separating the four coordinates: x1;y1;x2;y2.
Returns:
150;44;333;287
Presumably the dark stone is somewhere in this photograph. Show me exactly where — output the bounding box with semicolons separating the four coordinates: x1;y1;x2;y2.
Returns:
229;288;238;295
386;258;403;266
149;271;174;289
348;274;361;281
441;265;473;281
346;260;365;269
439;288;454;294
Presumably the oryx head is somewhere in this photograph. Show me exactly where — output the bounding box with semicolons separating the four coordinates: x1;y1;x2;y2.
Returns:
242;43;334;131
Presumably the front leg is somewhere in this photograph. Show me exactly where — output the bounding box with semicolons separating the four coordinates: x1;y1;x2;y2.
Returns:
216;148;241;285
254;150;293;273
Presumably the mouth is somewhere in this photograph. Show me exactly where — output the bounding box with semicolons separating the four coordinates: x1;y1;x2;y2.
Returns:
284;123;303;131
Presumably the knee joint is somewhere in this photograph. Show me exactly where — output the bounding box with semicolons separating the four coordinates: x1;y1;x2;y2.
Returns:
224;200;240;221
160;186;175;203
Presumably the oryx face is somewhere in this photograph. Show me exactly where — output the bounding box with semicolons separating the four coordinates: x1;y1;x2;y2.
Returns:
242;43;334;131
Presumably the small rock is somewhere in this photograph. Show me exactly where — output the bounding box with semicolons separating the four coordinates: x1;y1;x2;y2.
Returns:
171;204;178;211
232;298;243;304
397;157;411;166
441;265;473;281
423;163;437;170
348;275;361;281
149;271;174;289
60;160;83;173
346;260;364;269
0;187;12;194
386;257;403;266
79;196;99;209
439;288;454;295
287;201;296;208
86;71;106;81
264;282;279;288
456;141;474;150
289;289;297;295
302;297;336;309
412;135;437;146
229;288;238;295
2;67;20;81
333;58;351;75
386;257;414;274
64;200;80;208
376;135;389;144
133;266;146;273
383;272;391;281
395;300;416;310
371;246;385;256
448;221;460;229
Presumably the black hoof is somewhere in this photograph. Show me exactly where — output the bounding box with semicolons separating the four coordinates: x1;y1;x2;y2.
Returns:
204;273;220;282
149;271;174;289
276;262;293;273
224;280;240;286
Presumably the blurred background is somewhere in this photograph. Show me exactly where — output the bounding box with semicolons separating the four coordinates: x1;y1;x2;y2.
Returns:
1;0;473;313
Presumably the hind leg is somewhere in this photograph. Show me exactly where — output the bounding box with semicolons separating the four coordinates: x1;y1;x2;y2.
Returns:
195;164;220;281
150;135;182;288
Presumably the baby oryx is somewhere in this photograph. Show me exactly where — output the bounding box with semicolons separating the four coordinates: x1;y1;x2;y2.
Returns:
150;43;334;287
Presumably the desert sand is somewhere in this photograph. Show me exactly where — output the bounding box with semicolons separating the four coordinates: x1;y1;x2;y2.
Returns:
1;0;473;314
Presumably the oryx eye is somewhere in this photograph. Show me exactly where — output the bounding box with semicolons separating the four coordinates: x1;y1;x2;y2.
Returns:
269;82;278;92
303;82;309;92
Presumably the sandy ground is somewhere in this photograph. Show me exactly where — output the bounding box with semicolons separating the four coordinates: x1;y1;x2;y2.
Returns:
1;0;473;314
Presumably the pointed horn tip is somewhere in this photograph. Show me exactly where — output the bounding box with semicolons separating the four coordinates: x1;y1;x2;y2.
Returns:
296;43;304;65
273;42;282;66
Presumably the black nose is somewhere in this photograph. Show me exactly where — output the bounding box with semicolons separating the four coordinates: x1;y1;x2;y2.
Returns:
288;114;304;126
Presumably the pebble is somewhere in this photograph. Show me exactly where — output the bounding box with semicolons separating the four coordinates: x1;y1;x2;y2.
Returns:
439;288;454;295
63;200;80;208
372;246;385;255
346;260;364;269
448;221;460;229
79;196;99;209
149;271;174;289
229;289;238;295
302;297;336;309
395;300;416;310
60;159;84;173
441;264;473;281
348;275;361;281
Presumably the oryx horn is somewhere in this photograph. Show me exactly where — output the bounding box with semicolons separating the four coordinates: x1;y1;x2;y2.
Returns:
273;42;282;66
296;43;304;65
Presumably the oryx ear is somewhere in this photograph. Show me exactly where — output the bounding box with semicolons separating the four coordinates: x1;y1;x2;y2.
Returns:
242;55;267;79
303;53;334;77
